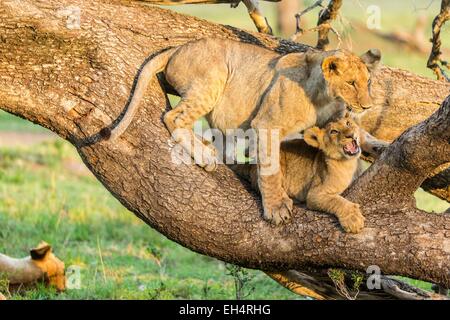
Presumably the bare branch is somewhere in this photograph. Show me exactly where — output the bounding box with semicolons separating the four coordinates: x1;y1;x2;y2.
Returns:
427;0;450;81
291;0;325;41
267;269;449;300
291;0;343;49
294;0;325;34
265;271;328;300
316;0;343;50
139;0;275;34
242;0;273;34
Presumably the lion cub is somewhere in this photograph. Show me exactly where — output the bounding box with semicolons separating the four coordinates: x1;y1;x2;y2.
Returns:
99;38;381;226
234;114;365;233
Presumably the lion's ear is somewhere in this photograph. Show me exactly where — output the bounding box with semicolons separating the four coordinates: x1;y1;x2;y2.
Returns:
360;48;381;72
321;56;341;79
304;127;324;149
30;242;52;260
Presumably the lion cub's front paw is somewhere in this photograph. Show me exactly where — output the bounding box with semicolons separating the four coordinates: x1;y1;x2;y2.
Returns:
194;144;218;172
338;204;365;233
262;196;293;226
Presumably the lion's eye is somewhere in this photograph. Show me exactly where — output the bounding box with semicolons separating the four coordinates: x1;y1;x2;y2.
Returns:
330;129;339;135
346;121;351;127
348;80;356;86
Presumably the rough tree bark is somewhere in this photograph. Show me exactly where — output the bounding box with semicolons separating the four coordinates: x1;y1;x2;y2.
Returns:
0;0;449;299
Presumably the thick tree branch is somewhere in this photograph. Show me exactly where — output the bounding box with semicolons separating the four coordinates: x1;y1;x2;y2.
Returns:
1;0;450;296
348;95;450;206
272;95;450;299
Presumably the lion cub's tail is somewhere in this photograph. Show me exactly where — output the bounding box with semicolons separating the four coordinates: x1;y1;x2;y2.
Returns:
100;47;179;141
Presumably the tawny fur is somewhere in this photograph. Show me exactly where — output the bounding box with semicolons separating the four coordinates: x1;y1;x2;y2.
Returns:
233;115;366;233
105;38;381;225
0;242;65;292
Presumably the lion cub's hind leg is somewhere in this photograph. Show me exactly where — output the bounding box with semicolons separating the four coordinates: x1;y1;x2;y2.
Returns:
164;96;218;172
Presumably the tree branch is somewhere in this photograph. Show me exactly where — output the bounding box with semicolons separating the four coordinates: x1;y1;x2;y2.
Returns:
348;95;450;206
422;167;450;202
1;0;450;297
142;0;275;34
266;269;449;300
271;95;450;300
427;0;450;81
291;0;343;50
241;0;273;34
316;0;342;50
293;0;324;33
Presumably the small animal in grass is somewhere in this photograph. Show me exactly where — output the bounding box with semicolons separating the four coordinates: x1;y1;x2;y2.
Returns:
0;242;66;292
233;114;365;233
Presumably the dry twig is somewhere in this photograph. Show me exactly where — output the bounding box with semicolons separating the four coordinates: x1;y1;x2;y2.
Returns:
292;0;325;36
241;0;273;34
316;0;343;50
427;0;450;81
291;0;342;50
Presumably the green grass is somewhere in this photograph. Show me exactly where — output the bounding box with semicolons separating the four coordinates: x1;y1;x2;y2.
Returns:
0;132;447;300
0;112;47;133
0;140;299;300
415;188;450;213
0;1;449;300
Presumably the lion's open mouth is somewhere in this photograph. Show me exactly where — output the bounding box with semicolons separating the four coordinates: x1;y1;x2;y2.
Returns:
343;140;360;156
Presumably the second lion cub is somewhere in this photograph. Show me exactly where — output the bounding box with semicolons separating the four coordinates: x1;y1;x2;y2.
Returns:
234;114;365;233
